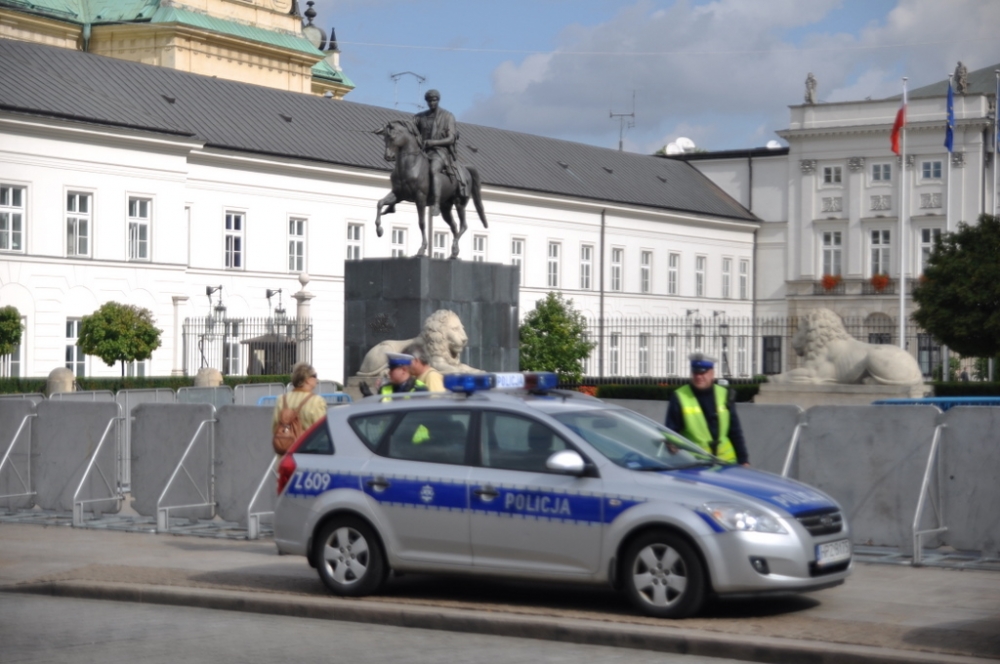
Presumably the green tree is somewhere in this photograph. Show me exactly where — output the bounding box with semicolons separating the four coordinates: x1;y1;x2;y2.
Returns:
78;302;162;376
519;292;595;383
914;214;1000;358
0;305;22;357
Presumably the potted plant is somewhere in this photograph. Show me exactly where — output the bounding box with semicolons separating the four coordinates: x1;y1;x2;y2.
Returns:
821;274;842;291
870;273;890;292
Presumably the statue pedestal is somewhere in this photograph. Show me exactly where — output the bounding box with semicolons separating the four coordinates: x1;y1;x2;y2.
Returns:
755;382;930;408
343;257;520;382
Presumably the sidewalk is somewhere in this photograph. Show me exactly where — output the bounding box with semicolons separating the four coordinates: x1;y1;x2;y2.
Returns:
1;523;998;663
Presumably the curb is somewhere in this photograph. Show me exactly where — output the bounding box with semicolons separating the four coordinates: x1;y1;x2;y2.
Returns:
3;581;991;664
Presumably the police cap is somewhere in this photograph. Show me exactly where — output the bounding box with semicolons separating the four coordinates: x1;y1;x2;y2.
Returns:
689;352;716;374
386;352;414;369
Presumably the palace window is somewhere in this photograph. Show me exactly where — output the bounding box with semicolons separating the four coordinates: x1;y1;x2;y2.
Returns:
472;235;487;262
347;223;363;261
640;250;652;294
722;257;732;299
579;244;592;290
739;259;750;300
871;163;892;182
224;211;243;269
920;228;942;274
391;227;406;257
288;217;306;272
66;192;91;257
511;238;524;282
822;231;842;276
65;318;85;377
128;197;151;261
695;255;706;297
611;247;623;292
0;185;25;252
638;333;649;375
823;166;842;184
432;231;447;259
547;242;560;288
870;230;891;276
668;253;679;295
921;160;943;180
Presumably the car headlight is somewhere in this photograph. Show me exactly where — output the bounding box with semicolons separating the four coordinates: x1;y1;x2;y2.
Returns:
702;502;787;534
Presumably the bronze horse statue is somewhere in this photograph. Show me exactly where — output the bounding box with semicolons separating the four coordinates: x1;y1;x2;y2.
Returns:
374;119;487;259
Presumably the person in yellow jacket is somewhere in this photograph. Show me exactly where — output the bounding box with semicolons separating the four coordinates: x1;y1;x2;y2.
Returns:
379;353;430;443
403;343;445;392
665;353;749;465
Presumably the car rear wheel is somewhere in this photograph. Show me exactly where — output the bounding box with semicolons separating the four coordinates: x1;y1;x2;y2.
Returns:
622;530;705;618
314;517;385;597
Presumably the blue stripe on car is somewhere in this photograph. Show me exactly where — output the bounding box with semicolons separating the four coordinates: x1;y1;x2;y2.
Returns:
670;466;837;516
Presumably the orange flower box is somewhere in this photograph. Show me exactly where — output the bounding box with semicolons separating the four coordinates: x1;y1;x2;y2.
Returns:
821;274;842;291
870;273;890;292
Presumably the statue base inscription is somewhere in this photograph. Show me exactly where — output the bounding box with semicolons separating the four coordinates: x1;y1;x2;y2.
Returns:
344;257;520;384
755;382;929;408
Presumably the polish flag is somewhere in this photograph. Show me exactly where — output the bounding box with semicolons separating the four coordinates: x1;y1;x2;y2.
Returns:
891;89;907;155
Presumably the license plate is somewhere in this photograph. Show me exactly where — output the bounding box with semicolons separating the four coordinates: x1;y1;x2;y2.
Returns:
815;539;851;566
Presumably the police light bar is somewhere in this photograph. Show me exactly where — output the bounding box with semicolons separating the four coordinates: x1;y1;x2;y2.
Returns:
444;373;496;394
443;372;559;395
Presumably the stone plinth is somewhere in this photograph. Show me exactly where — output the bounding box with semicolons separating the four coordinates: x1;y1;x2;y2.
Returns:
344;257;520;382
755;382;930;408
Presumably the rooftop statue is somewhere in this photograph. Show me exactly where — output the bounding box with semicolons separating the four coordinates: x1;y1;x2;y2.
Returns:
769;309;923;386
805;72;817;104
373;90;488;259
954;61;968;94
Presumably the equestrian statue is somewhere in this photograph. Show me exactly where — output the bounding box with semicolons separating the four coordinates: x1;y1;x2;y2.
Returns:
373;89;487;259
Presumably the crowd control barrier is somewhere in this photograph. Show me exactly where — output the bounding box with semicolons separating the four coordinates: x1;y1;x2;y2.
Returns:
0;400;36;510
735;404;804;476
234;383;284;405
256;393;353;407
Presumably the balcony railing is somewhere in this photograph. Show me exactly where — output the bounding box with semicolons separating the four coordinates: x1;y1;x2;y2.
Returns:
813;280;846;295
862;279;896;295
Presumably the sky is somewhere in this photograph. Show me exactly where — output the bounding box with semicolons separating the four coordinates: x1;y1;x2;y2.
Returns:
309;0;1000;154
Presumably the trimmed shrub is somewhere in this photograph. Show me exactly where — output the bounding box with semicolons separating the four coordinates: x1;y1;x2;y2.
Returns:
932;382;1000;397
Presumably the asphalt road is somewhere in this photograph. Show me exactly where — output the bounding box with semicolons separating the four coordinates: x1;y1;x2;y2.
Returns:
0;594;756;664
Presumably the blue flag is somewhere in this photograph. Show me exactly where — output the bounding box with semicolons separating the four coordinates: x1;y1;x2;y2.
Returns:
944;81;954;152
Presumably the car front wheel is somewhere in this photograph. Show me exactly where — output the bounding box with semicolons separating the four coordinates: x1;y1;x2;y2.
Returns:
314;516;385;597
622;530;705;618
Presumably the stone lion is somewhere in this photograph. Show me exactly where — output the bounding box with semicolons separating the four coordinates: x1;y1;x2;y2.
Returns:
770;308;923;385
356;309;483;377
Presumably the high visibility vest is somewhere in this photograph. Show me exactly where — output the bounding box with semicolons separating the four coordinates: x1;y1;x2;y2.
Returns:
674;384;736;463
380;380;429;442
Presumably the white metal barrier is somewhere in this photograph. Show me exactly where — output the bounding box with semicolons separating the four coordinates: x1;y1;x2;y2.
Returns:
72;405;125;526
247;456;277;540
0;393;45;404
912;421;948;565
0;413;37;504
115;388;176;492
781;418;808;478
50;390;116;402
156;415;217;532
234;383;285;405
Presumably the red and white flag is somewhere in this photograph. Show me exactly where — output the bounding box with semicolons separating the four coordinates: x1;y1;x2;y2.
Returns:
890;85;907;155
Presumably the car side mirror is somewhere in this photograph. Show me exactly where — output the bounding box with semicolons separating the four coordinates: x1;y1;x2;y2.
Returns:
546;450;586;475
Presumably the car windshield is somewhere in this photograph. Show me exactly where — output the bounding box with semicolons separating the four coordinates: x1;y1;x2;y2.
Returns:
551;408;721;471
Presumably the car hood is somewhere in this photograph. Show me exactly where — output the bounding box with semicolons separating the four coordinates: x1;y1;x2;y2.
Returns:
661;465;839;516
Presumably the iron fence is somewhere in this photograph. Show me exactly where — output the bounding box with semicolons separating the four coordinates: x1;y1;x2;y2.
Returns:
182;317;312;377
581;315;943;384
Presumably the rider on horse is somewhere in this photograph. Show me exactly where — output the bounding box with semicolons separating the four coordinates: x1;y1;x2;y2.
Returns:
413;89;467;217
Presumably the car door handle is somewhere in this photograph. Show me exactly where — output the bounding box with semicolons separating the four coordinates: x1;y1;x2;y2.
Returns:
473;486;499;499
366;477;390;491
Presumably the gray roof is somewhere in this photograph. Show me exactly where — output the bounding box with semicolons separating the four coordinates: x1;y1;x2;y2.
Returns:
0;39;756;222
890;61;1000;100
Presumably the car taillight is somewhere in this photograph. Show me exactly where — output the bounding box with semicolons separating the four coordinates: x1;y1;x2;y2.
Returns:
277;453;296;495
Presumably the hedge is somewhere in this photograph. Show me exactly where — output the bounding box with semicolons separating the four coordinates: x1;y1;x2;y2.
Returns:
931;382;1000;397
0;374;324;396
596;382;761;403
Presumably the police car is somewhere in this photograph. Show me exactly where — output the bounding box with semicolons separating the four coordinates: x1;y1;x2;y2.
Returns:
273;373;851;618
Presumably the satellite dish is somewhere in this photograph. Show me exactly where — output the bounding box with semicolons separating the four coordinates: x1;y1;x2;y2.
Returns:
766;140;783;150
664;142;683;155
676;137;696;152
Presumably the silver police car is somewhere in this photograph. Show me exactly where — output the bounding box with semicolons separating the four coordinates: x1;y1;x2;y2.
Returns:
274;373;851;618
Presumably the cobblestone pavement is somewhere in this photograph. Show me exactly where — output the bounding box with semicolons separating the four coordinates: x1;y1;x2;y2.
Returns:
1;523;998;663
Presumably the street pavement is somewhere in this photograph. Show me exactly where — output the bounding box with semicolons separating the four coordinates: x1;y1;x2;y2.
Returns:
1;523;998;663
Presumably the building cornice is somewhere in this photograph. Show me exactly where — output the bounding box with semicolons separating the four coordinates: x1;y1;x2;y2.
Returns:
777;117;991;141
0;112;204;151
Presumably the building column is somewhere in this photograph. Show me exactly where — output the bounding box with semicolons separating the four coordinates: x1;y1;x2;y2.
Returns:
171;295;189;376
292;273;315;366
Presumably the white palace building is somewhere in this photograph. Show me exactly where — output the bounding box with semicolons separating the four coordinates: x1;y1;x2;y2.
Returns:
1;0;995;383
0;0;758;383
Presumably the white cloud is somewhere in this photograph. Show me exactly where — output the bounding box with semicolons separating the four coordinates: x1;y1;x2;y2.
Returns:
463;0;1000;152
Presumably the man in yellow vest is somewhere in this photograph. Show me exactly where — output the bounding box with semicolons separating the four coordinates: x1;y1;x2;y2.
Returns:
665;353;749;465
379;353;428;397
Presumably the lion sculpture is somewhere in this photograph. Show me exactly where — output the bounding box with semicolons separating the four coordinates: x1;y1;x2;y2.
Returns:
356;309;483;377
770;308;923;385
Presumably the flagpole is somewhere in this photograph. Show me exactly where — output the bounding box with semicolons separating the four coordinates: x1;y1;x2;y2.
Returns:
946;74;953;233
899;77;907;350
